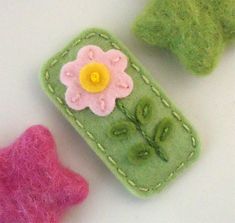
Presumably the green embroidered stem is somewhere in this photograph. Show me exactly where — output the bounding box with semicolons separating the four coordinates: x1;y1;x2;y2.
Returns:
116;100;168;162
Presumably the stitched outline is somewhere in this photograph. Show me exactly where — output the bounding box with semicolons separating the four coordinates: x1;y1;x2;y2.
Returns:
43;31;198;194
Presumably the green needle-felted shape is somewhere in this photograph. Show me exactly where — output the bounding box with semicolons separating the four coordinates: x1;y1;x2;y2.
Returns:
40;28;200;198
133;0;235;75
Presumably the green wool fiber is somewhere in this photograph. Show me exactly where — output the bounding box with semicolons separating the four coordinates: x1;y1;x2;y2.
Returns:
133;0;235;75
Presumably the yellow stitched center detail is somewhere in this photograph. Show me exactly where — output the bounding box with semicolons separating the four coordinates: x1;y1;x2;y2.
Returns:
79;63;110;93
90;72;100;83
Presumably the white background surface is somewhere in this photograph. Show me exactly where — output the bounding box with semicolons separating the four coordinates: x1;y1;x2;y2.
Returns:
0;1;234;222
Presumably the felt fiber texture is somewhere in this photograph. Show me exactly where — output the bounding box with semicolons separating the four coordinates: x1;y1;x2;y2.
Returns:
133;0;235;75
0;125;88;223
40;28;200;198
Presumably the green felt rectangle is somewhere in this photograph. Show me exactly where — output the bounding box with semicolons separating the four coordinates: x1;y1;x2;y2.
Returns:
40;28;200;198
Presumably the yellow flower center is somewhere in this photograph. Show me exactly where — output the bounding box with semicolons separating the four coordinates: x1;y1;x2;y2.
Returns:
79;63;110;93
90;72;100;83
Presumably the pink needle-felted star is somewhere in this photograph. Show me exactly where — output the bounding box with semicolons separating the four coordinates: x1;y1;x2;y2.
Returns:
0;125;89;223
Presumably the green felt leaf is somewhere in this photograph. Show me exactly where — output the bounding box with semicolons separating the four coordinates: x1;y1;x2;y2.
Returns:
110;120;136;140
128;143;155;165
155;118;173;142
40;28;200;198
135;97;153;125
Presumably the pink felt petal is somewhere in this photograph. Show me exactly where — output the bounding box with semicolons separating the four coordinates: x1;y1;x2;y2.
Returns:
65;84;88;111
76;45;105;66
102;71;133;99
112;72;134;98
88;95;116;116
105;49;128;72
60;61;79;86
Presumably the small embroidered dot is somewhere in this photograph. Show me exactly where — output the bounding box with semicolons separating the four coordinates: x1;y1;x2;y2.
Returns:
99;33;109;40
56;97;63;105
99;98;106;111
65;72;74;77
112;56;121;64
143;104;150;117
71;93;80;103
111;42;121;50
88;49;94;60
163;127;169;136
45;71;50;80
182;123;191;133
141;75;150;84
161;98;170;108
151;86;161;97
187;151;195;160
127;180;136;187
65;108;73;117
117;168;127;177
172;111;182;121
97;143;106;153
176;162;185;171
108;156;117;166
72;39;81;47
190;136;196;147
138;187;149;192
47;84;55;93
61;50;69;57
131;63;140;72
116;82;129;89
113;128;127;136
50;59;58;67
75;120;84;129
86;131;95;140
85;33;96;39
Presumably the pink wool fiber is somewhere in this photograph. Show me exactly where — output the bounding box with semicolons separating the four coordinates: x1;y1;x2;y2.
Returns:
0;125;89;223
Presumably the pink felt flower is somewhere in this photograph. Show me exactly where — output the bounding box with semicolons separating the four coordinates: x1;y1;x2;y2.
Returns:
60;45;133;116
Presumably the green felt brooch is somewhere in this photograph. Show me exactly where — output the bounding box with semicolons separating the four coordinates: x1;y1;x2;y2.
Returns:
40;28;200;198
133;0;235;75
